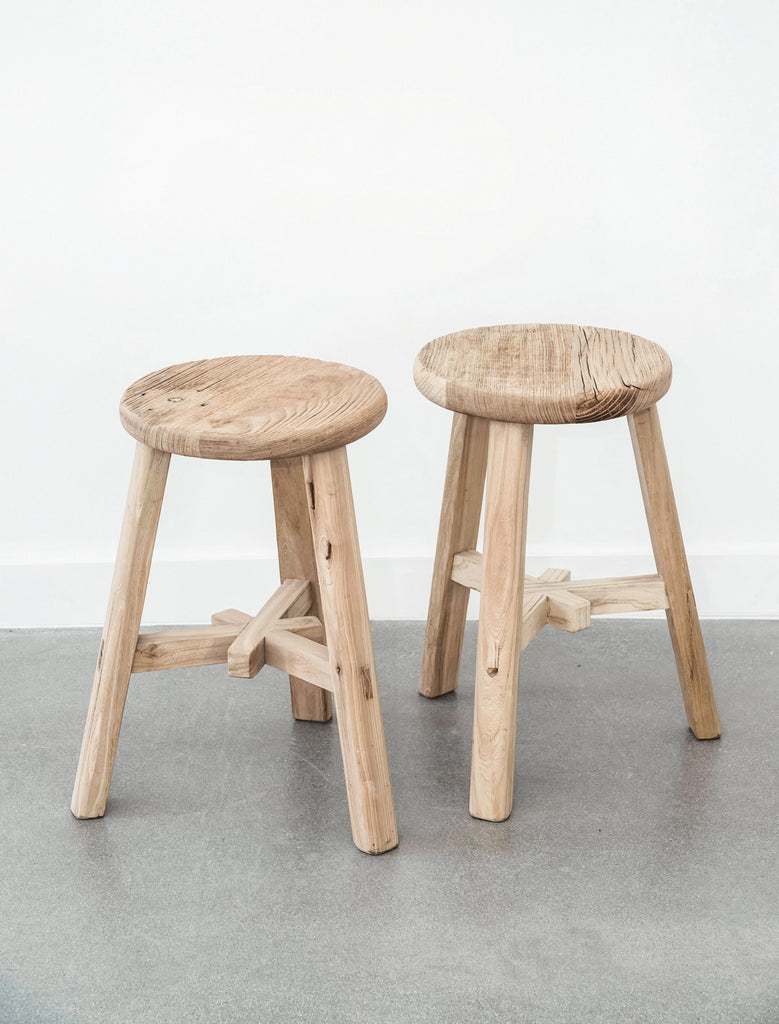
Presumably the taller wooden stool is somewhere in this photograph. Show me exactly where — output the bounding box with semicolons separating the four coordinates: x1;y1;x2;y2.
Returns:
414;324;721;822
71;355;398;855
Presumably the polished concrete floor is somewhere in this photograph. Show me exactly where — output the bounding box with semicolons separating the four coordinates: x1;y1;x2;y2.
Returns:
0;620;777;1023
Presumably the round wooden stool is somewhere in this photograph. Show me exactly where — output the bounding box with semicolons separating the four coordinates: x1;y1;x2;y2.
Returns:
72;355;398;855
414;324;721;822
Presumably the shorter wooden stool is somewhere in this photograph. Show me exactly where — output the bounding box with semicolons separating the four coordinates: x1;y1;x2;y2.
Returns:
415;324;721;822
72;355;398;854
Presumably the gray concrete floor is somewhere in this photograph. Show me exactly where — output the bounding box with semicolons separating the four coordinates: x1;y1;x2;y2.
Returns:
0;620;777;1024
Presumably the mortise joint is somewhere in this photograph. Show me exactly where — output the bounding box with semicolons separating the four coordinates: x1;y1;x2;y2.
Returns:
360;666;373;699
486;637;500;677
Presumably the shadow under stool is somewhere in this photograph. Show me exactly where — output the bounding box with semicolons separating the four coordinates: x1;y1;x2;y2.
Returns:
414;323;721;822
71;354;398;854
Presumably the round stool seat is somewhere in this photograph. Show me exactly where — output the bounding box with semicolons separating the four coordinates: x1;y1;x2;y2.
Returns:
119;354;387;460
414;323;672;424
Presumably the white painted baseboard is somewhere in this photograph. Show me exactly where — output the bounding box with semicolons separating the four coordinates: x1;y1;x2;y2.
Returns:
1;549;777;627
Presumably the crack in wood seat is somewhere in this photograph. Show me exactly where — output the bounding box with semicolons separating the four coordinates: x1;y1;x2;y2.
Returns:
120;354;387;460
414;323;672;424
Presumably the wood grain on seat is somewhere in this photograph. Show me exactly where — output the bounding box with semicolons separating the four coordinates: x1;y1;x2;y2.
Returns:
414;323;672;424
120;355;387;460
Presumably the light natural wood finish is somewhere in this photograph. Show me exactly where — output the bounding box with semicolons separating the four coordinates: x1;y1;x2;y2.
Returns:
534;574;670;615
134;607;333;696
133;616;321;673
71;443;170;819
629;405;721;739
546;589;591;633
211;608;252;627
418;413;489;697
449;548;484;590
452;551;669;615
414;324;672;424
537;568;571;583
264;630;333;692
227;579;311;679
271;456;332;722
470;420;533;822
134;624;244;672
73;356;397;853
416;325;720;831
521;592;549;651
120;355;388;461
267;616;323;639
304;446;398;854
533;569;590;632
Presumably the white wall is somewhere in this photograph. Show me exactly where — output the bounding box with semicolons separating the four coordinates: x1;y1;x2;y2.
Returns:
1;0;777;626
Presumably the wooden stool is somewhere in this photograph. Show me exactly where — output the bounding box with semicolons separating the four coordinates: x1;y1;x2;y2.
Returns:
71;355;398;855
414;324;721;822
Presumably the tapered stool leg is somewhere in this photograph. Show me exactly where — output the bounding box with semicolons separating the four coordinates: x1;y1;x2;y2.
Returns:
628;406;721;739
71;443;170;818
470;421;533;821
270;456;332;722
303;447;398;854
419;413;489;698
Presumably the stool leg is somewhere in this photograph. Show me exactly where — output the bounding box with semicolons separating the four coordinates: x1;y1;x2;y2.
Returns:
470;420;533;821
628;405;721;739
419;413;489;697
270;456;332;722
303;447;398;854
71;443;170;818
